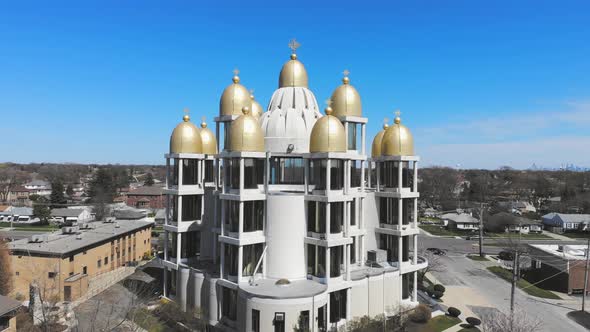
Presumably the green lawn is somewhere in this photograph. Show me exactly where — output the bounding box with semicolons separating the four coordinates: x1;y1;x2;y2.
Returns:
0;222;59;231
409;315;461;332
562;232;590;239
487;232;551;239
486;266;561;299
467;255;488;261
419;225;472;237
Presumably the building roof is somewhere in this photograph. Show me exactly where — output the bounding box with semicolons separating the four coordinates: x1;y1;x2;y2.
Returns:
51;208;85;217
25;179;50;187
127;186;163;196
0;294;22;316
114;209;146;220
555;214;590;223
0;207;33;216
440;213;479;224
529;244;588;261
9;220;154;256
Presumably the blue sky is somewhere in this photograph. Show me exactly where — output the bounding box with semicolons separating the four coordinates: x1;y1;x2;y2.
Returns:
1;0;589;169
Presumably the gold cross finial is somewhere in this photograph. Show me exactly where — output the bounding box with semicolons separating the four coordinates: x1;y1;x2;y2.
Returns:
383;117;389;129
325;99;333;107
233;68;239;76
395;109;401;118
343;69;350;77
184;108;190;115
182;108;190;122
288;38;301;53
394;109;401;124
201;115;206;123
249;88;255;96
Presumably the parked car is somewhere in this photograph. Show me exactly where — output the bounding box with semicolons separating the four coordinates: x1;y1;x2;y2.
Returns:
426;248;447;256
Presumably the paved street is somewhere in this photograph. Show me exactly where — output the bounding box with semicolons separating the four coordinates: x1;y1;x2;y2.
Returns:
420;235;586;332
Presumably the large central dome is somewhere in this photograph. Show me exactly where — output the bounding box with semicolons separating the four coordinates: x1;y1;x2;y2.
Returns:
259;52;322;153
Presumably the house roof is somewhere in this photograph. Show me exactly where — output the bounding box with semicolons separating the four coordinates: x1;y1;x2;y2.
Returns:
0;205;10;212
555;214;590;223
0;207;33;216
51;208;85;217
0;294;22;316
440;213;479;224
127;186;163;196
25;179;50;187
9;220;154;256
114;209;146;220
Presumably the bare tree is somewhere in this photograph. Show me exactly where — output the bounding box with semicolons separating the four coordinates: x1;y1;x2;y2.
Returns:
0;168;28;202
479;308;542;332
0;240;12;295
417;249;444;286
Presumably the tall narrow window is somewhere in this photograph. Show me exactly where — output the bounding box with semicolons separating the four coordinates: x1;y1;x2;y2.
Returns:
252;309;260;332
347;123;357;151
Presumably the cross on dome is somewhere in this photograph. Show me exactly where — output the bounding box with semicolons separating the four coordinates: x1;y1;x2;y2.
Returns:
183;108;190;121
288;39;301;53
394;109;401;124
343;69;350;77
233;68;240;76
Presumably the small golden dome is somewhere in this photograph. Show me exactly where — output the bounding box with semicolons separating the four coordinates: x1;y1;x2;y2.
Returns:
250;93;263;118
330;73;362;117
279;54;309;88
371;123;389;157
309;107;346;153
229;107;265;152
381;116;414;156
220;72;252;116
170;113;203;154
199;121;218;155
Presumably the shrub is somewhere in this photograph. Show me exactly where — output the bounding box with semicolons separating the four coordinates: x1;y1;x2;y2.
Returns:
466;317;481;326
447;307;461;317
433;284;446;293
498;251;514;261
410;304;432;323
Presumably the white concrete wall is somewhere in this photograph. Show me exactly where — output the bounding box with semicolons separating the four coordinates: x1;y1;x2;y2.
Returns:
363;192;379;253
265;193;307;280
350;280;369;318
242;294;328;332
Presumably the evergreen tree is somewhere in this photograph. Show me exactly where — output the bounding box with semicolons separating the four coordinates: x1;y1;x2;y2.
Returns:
32;196;51;224
49;181;67;208
66;183;74;197
144;173;155;186
88;168;116;203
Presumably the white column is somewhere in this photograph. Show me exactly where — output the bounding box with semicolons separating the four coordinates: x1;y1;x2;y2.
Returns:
413;234;418;264
326;247;331;282
163;267;168;297
176;232;182;266
238;246;243;281
326;202;331;235
413;272;418;301
376;161;380;191
361;123;366;155
326;159;331;192
361;160;366;192
177;196;183;224
346;244;351;280
397;236;403;265
304;159;309;194
344;121;349;150
398;198;403;229
178;158;184;190
220;200;225;234
238;201;244;236
414;198;418;228
346;288;352;321
163;231;169;261
413;161;418;192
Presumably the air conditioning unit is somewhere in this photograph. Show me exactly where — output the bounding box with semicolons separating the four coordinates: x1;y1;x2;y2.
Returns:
62;226;79;234
30;234;49;243
367;249;387;264
76;234;83;240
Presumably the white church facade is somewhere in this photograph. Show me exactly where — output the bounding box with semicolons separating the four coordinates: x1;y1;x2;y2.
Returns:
161;43;427;332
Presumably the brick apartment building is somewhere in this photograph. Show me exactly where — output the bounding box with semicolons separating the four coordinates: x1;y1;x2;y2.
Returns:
526;244;590;294
8;220;153;302
125;186;164;209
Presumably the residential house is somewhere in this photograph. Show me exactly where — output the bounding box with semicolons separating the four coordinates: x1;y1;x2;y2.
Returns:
0;295;21;332
542;213;590;233
440;212;479;231
511;201;536;214
7;186;31;207
526;244;590;294
0;207;36;223
24;179;52;196
50;208;93;225
126;186;164;209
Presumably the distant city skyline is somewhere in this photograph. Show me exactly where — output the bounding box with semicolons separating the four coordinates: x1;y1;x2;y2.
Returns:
1;1;589;169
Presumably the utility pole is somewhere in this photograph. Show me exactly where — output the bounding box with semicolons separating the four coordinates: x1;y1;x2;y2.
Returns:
583;238;590;312
479;202;484;257
510;250;519;314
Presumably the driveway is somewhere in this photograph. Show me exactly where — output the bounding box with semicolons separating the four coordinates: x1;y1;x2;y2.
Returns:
421;236;585;332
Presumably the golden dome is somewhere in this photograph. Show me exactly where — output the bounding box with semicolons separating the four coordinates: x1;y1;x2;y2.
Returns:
250;92;263;118
371;123;389;157
279;53;309;88
229;107;265;152
309;107;346;153
170;112;203;154
381;116;414;156
200;121;218;155
220;72;252;116
330;73;362;117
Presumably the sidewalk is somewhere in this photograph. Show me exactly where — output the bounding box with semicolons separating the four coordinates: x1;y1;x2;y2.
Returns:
543;231;576;241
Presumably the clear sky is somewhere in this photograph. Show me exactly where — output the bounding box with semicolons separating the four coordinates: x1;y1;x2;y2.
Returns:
1;0;589;169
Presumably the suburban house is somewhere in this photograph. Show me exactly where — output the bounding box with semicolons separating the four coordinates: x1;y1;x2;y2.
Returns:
526;244;590;294
440;212;479;230
50;208;93;225
0;295;21;332
24;179;52;196
504;218;543;234
125;186;164;209
542;213;590;233
8;220;153;302
510;201;536;214
7;186;31;206
0;207;36;223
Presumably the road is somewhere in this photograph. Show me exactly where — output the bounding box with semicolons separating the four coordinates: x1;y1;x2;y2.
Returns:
421;235;586;332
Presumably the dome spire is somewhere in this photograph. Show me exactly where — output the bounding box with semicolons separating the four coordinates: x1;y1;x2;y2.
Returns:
232;68;240;83
394;109;401;124
383;117;389;130
342;69;350;85
324;99;333;115
288;38;301;60
183;108;190;122
279;39;308;87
